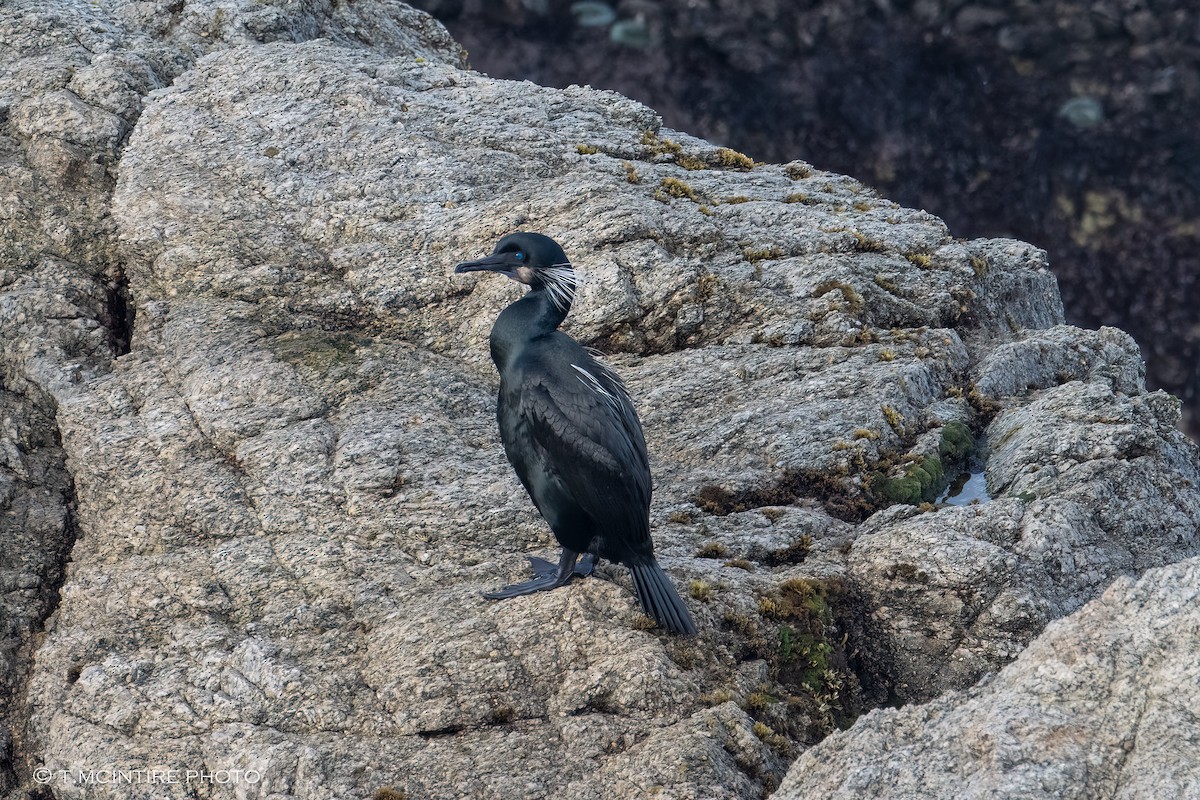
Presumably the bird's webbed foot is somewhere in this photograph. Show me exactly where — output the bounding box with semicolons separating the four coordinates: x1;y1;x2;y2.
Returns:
483;549;582;600
526;551;596;579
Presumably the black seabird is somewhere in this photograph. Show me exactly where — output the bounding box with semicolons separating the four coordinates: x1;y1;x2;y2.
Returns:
455;232;697;635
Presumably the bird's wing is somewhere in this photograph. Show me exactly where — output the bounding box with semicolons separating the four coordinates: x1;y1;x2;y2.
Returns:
581;354;651;471
520;358;651;539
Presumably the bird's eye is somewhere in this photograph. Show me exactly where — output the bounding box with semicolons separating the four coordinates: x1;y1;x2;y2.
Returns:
514;251;526;262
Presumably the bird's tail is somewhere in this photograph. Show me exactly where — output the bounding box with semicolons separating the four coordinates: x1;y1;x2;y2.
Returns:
629;560;697;635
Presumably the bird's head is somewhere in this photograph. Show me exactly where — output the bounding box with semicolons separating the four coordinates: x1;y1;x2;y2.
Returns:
454;232;577;311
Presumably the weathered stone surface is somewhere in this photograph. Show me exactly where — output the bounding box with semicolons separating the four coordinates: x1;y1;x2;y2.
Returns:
0;2;148;767
0;387;73;790
1;2;1198;799
0;0;461;795
776;556;1200;799
848;325;1200;702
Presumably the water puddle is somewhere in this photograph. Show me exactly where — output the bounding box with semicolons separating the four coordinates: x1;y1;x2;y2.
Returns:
937;470;991;506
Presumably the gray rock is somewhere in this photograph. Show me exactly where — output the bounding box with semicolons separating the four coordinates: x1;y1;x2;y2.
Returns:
972;324;1144;399
0;387;73;784
0;0;460;794
1;1;1197;799
775;556;1200;799
848;325;1200;702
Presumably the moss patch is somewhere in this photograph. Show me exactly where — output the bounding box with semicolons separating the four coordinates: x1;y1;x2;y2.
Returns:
764;578;858;735
631;614;658;631
742;245;785;262
693;471;874;524
875;419;977;509
640;129;682;158
968;386;1003;418
640;130;741;172
712;578;860;748
873;456;946;505
658;176;699;202
695;541;728;558
692;420;979;522
813;280;865;312
784;192;818;205
701;688;734;706
715;147;756;170
675;152;708;170
938;420;974;460
749;535;813;567
753;721;791;752
850;230;886;253
771;581;834;678
881;404;905;435
873;273;900;293
746;690;775;711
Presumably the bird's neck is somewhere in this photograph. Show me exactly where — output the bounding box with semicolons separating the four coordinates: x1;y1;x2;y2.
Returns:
489;288;569;370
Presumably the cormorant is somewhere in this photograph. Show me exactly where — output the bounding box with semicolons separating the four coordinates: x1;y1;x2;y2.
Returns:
455;232;697;635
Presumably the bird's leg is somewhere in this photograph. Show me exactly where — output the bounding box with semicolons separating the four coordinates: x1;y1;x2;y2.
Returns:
526;551;596;579
483;549;580;599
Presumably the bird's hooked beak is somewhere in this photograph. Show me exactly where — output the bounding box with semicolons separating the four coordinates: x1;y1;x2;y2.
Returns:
454;253;509;274
454;253;534;284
